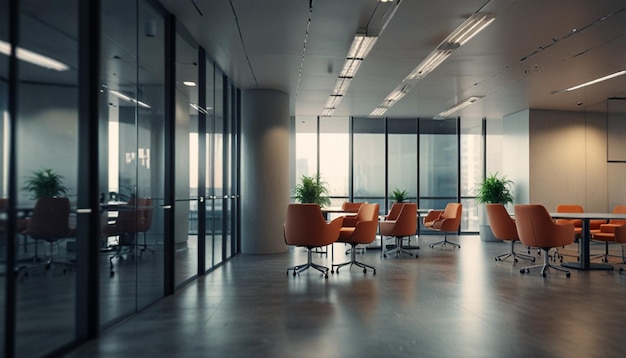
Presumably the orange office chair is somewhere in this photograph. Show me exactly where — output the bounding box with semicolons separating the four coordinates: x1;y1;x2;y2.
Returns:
340;201;367;254
596;223;626;272
425;203;462;249
552;204;592;262
380;202;418;258
21;197;76;274
486;203;535;263
591;205;626;263
283;203;343;278
514;204;575;277
331;203;379;274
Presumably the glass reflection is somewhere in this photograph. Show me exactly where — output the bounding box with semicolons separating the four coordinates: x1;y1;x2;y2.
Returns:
15;0;78;356
174;30;198;286
100;0;165;327
0;0;7;352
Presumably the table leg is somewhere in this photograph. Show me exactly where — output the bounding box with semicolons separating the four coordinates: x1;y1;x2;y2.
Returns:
561;218;612;270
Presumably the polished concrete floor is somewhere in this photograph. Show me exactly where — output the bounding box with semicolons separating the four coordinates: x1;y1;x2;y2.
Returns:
66;235;626;358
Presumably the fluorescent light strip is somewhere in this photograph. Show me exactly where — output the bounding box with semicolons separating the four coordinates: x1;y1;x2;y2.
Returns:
558;70;626;92
190;103;208;114
320;34;378;116
321;108;335;117
372;13;494;116
438;96;482;117
447;13;495;46
370;107;389;117
325;95;343;109
331;77;352;96
0;40;69;71
347;34;378;59
109;90;152;109
339;58;363;78
408;51;451;80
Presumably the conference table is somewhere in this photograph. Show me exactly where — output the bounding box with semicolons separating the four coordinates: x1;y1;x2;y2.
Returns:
550;211;626;270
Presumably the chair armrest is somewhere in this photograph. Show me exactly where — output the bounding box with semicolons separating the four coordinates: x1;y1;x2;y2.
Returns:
423;210;442;226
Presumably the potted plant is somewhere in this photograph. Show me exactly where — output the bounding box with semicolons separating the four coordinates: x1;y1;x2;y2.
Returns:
476;172;514;241
23;168;68;199
293;173;331;207
391;188;408;203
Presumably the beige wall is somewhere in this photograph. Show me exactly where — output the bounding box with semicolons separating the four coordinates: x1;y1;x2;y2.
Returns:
502;108;611;212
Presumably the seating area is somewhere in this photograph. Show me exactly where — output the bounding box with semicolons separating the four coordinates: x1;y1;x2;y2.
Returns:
282;201;626;280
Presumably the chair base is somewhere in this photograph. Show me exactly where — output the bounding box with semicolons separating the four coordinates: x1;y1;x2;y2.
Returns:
495;241;536;263
383;236;418;258
429;234;460;249
332;243;376;274
286;248;329;278
519;249;570;277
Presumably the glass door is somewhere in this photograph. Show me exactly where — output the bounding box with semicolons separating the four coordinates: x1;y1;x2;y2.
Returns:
174;29;199;287
204;58;215;270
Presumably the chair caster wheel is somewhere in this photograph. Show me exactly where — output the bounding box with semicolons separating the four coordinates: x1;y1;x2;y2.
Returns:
373;270;376;275
514;258;518;263
542;272;547;277
532;258;536;263
415;254;419;258
110;271;115;278
383;254;387;258
292;272;297;277
566;272;571;277
324;274;328;279
520;269;525;274
363;269;367;274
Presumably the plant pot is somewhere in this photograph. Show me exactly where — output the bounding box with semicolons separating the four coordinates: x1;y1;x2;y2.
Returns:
479;224;499;242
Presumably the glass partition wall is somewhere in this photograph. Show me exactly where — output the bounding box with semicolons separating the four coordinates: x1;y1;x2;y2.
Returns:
0;1;241;356
0;0;8;354
99;0;166;327
293;116;481;234
174;29;199;287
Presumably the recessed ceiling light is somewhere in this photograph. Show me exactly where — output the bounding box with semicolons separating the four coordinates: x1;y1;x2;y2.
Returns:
183;81;197;87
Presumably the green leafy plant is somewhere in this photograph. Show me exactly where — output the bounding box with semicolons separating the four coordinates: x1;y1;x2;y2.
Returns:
476;172;514;204
23;168;68;199
391;188;408;203
293;173;331;207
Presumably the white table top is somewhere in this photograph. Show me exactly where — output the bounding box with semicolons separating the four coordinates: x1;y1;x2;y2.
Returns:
549;212;626;220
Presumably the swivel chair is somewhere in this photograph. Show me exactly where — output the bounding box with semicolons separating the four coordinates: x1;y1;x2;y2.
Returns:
514;204;574;277
425;203;462;249
591;205;626;263
331;203;379;274
283;203;343;278
486;203;535;263
380;203;418;258
21;197;75;274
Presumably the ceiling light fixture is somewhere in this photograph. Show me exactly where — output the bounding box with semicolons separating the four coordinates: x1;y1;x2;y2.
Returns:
554;70;626;93
0;40;70;71
321;0;402;117
370;12;494;117
109;90;152;109
183;81;197;87
370;107;389;117
321;34;377;115
437;96;482;118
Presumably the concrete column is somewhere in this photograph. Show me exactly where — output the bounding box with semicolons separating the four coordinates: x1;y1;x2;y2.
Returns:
241;89;290;254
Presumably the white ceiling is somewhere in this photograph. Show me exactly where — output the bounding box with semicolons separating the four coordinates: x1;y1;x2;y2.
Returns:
152;0;626;119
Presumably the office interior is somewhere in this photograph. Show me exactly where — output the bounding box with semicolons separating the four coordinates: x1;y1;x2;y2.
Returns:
1;0;626;357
